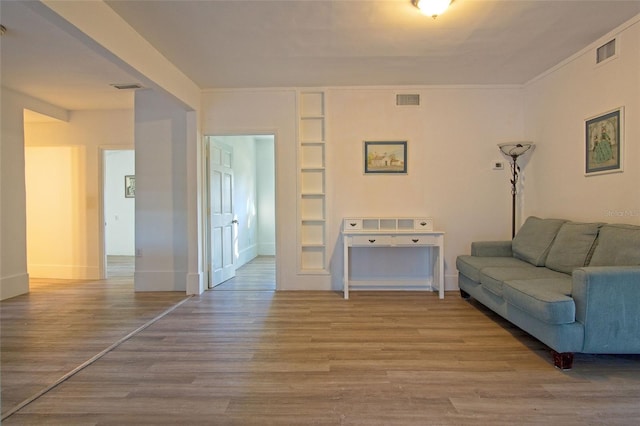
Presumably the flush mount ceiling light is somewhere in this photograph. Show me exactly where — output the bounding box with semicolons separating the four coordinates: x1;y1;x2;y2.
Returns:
412;0;454;18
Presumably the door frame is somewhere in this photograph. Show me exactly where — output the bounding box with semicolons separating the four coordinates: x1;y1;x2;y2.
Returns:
99;145;134;279
202;132;278;289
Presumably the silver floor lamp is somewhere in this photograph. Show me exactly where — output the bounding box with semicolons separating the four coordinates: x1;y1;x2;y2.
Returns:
498;142;535;238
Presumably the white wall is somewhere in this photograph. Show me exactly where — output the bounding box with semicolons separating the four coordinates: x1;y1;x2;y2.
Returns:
256;136;276;256
134;89;190;291
524;17;640;225
327;87;525;290
202;87;525;291
0;90;37;299
23;110;133;279
104;150;135;256
202;89;303;289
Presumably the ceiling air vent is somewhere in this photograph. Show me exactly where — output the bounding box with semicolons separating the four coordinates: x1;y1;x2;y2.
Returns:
596;39;616;64
396;94;420;106
110;83;143;90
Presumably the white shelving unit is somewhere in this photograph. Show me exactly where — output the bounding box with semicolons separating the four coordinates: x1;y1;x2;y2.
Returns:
298;91;329;273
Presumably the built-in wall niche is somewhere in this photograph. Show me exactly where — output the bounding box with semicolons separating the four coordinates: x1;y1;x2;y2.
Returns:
301;170;325;194
300;91;324;116
301;246;325;270
301;143;325;168
298;91;328;273
301;221;325;245
300;195;325;220
300;118;324;142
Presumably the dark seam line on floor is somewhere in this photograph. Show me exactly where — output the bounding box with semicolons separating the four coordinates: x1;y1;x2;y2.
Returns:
1;295;193;421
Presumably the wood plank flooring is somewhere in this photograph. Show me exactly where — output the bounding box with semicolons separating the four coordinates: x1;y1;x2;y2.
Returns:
2;257;640;424
213;256;276;291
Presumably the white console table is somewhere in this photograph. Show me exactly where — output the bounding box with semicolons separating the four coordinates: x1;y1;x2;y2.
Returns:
342;217;445;300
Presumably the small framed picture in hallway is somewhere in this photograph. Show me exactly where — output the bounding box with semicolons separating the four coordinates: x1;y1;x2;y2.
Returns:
125;175;136;198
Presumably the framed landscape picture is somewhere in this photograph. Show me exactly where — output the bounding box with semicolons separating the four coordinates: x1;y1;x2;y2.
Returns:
585;108;623;175
364;141;407;174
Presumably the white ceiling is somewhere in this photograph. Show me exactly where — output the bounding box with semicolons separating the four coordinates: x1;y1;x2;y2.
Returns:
2;1;640;111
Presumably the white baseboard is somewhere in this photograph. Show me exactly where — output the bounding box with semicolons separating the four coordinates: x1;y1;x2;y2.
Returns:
27;264;100;280
236;244;258;268
1;272;30;300
258;242;276;256
186;272;203;295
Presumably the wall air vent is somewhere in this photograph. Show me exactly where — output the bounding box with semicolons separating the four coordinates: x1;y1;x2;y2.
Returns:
596;39;616;64
396;94;420;106
110;83;143;90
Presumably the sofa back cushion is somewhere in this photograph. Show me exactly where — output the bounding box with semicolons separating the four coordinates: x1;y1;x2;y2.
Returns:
512;217;566;266
589;223;640;266
545;222;602;274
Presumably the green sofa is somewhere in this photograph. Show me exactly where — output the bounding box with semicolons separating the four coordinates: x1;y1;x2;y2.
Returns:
456;216;640;369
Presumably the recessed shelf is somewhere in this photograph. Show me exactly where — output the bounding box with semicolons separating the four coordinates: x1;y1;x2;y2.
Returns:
301;144;325;169
301;246;325;270
300;92;324;117
298;91;327;273
301;221;325;245
301;170;324;194
300;118;324;142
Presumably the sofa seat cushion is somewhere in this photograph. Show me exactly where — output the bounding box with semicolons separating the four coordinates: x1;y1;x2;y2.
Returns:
512;217;566;266
456;255;533;282
545;222;602;274
479;267;568;297
589;223;640;266
503;278;575;325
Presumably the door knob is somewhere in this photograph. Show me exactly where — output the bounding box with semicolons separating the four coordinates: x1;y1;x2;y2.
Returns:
231;219;239;224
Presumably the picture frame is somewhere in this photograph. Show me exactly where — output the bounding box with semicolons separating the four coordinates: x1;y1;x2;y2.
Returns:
364;141;407;174
585;107;623;176
124;175;136;198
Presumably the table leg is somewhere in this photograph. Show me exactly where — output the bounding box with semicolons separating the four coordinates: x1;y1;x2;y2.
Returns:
343;237;349;299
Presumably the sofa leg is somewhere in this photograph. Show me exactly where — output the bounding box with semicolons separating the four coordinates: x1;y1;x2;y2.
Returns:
552;351;574;370
460;289;470;299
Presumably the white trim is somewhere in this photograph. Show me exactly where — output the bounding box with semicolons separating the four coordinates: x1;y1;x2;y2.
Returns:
0;273;30;301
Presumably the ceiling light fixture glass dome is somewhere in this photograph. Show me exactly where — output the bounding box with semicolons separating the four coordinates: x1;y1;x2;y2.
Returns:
413;0;453;18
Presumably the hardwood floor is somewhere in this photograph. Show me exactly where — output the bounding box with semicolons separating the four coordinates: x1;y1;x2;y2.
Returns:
3;260;640;424
212;255;276;291
106;255;135;278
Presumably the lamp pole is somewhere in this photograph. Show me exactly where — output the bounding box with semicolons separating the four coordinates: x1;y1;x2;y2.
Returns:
508;153;520;238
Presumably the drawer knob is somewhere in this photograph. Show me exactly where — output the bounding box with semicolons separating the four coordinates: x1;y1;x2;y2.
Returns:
350;222;357;227
412;239;419;243
368;239;376;243
420;222;427;226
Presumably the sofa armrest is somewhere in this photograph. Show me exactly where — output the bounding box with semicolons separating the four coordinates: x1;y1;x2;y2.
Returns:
572;266;640;353
470;241;513;257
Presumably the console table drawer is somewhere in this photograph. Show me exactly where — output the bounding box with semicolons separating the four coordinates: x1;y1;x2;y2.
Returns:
343;219;362;230
351;235;393;246
394;235;440;246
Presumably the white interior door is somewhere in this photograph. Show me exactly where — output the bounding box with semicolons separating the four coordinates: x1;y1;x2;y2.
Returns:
208;139;236;287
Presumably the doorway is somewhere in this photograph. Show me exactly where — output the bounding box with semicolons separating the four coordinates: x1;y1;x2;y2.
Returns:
205;135;276;290
103;149;135;278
